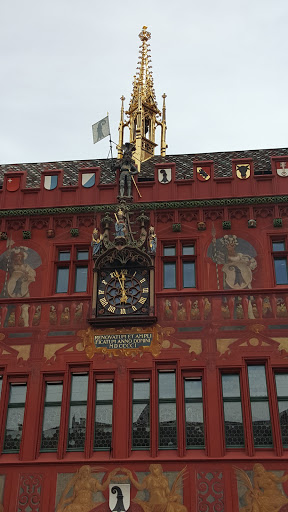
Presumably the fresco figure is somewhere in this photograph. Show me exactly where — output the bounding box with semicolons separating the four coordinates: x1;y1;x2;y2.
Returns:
236;463;288;512
56;465;119;512
208;234;257;318
0;246;41;299
123;463;187;512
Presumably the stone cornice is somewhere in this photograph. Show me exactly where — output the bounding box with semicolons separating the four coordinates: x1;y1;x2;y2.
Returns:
1;194;288;217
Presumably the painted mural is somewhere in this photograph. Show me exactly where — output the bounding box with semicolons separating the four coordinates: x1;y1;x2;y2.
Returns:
207;234;257;290
235;464;288;512
0;244;41;298
55;465;187;512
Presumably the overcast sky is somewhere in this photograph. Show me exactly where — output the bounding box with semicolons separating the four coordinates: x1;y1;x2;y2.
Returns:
1;0;287;165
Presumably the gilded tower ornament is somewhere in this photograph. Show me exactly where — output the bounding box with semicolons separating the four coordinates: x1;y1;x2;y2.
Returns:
118;26;167;170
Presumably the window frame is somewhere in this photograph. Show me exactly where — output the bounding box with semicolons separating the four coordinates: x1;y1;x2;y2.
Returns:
182;371;205;450
271;237;288;286
38;375;65;454
2;377;28;454
162;240;197;290
131;375;151;451
54;245;90;295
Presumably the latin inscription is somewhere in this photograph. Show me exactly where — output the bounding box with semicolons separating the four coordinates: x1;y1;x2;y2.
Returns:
94;332;152;350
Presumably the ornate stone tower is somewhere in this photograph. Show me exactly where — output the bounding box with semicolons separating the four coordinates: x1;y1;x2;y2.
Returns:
118;26;167;170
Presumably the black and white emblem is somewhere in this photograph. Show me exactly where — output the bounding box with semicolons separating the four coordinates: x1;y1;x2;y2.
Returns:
158;168;172;184
109;484;130;511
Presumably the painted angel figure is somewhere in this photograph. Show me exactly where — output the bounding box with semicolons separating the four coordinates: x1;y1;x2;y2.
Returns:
56;465;120;512
235;463;288;512
123;463;187;512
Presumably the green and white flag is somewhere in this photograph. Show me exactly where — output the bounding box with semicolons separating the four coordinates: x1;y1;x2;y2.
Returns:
92;116;110;144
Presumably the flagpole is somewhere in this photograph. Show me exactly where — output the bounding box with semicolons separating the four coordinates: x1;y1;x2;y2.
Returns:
107;112;114;172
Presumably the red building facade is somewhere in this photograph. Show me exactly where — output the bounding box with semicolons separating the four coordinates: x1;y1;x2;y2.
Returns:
0;26;288;512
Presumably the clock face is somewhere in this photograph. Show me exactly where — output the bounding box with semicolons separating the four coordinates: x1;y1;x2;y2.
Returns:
97;268;149;316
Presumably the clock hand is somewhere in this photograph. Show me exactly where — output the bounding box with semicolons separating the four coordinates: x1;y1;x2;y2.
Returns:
114;270;125;292
114;270;128;304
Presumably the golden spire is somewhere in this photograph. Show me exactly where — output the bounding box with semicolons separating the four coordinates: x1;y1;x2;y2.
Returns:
117;26;167;168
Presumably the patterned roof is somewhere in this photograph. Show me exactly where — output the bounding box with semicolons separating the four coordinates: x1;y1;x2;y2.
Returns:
1;147;288;187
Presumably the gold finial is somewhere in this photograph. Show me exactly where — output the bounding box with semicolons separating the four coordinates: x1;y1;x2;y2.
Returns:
139;26;151;42
117;26;167;168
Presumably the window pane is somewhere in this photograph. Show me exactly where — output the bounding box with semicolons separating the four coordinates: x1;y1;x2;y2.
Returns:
159;403;177;448
278;401;288;446
56;267;69;293
77;250;89;260
10;384;27;404
159;373;176;398
223;402;244;447
94;403;112;449
96;382;113;401
222;375;241;398
41;405;61;451
273;241;285;252
185;402;204;447
163;262;176;288
74;267;88;292
68;405;87;450
4;407;25;451
164;246;176;256
70;374;88;402
58;251;70;261
183;261;195;288
133;381;150;400
182;245;195;255
275;374;288;397
45;383;63;403
185;379;202;398
132;403;150;448
251;401;273;446
248;366;268;397
274;258;288;285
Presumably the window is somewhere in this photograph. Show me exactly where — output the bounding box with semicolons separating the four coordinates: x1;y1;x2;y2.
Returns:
67;374;88;451
272;241;288;285
222;374;244;448
162;242;196;289
132;379;150;449
41;382;63;452
3;383;27;452
94;381;113;450
158;372;177;448
247;365;273;447
55;247;89;294
184;378;205;448
275;373;288;447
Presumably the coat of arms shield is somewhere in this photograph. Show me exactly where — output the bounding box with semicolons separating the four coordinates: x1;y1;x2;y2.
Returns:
276;162;288;177
158;168;172;184
236;164;251;179
109;484;130;511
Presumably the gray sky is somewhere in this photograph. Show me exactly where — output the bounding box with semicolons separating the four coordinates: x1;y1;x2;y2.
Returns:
1;0;287;165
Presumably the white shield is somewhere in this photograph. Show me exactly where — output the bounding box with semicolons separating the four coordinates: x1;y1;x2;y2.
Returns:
158;168;172;184
277;162;288;177
109;484;130;511
81;173;96;188
44;175;58;190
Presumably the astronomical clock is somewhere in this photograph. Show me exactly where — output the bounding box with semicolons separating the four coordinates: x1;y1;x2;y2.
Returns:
89;207;157;327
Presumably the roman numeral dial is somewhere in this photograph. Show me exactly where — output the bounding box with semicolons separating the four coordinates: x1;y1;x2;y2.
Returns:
97;268;149;316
